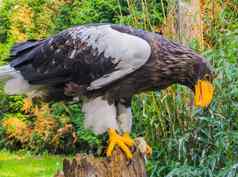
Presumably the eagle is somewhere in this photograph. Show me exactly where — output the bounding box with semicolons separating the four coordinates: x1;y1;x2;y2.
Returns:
0;24;214;159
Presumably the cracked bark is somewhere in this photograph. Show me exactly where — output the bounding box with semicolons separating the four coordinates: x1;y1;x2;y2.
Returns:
54;147;147;177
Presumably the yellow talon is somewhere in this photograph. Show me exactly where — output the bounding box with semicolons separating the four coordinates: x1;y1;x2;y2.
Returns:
106;128;134;159
122;132;134;147
22;97;33;113
146;144;152;156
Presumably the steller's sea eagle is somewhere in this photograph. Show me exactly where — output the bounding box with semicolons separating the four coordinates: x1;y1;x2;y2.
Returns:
0;24;214;159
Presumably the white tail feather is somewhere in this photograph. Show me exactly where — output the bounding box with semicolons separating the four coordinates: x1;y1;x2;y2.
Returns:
0;64;36;95
0;64;16;79
4;74;33;95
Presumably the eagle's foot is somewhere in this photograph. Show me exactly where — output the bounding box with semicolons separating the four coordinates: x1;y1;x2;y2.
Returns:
106;128;134;159
22;97;33;113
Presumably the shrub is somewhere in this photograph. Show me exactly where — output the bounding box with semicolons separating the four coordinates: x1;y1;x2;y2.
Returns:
0;101;101;154
1;117;30;149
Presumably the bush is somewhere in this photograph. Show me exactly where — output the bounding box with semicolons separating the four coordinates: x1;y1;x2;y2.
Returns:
0;101;101;154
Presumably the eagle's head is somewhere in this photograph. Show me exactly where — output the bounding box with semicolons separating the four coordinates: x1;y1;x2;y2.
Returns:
182;53;214;108
157;36;214;108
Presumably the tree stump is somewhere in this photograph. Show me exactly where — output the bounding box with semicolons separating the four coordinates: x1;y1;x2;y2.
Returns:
54;146;147;177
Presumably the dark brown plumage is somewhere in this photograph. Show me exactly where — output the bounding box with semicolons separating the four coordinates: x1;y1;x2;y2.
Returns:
8;23;212;106
0;23;214;158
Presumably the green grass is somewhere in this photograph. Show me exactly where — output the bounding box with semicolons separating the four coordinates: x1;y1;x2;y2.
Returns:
0;150;64;177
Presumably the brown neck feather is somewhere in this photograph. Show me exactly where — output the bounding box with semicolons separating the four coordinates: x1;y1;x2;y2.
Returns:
148;34;199;90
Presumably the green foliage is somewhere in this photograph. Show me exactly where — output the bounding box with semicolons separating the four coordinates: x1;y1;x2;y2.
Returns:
0;0;237;176
210;29;238;64
0;101;101;154
53;0;121;32
131;40;238;176
53;0;165;32
0;150;63;177
67;103;103;152
141;17;238;177
0;85;24;114
129;1;238;176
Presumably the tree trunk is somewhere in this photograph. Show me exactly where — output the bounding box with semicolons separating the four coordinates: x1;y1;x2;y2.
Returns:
163;0;204;49
54;147;147;177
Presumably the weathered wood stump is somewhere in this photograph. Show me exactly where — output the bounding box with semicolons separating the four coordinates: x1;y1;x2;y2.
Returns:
54;146;147;177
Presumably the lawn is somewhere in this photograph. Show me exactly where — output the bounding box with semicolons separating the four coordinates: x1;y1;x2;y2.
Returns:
0;150;65;177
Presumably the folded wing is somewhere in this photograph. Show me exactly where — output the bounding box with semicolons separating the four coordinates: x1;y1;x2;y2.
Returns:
10;24;151;91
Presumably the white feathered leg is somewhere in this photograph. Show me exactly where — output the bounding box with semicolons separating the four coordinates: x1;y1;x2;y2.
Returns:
82;96;118;134
82;96;135;159
116;103;152;158
117;103;132;133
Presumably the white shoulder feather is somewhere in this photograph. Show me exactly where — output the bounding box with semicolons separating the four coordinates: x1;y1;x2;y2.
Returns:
69;25;151;90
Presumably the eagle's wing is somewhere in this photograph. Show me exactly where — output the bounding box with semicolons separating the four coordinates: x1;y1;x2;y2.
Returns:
10;24;151;90
81;25;152;90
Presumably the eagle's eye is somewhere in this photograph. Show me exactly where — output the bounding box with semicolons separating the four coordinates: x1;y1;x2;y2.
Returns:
203;74;212;82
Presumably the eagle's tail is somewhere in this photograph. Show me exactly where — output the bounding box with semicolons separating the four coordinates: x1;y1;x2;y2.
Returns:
10;40;43;67
0;40;45;95
0;64;33;95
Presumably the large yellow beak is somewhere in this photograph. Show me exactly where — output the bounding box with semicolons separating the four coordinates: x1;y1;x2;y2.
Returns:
194;80;214;107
